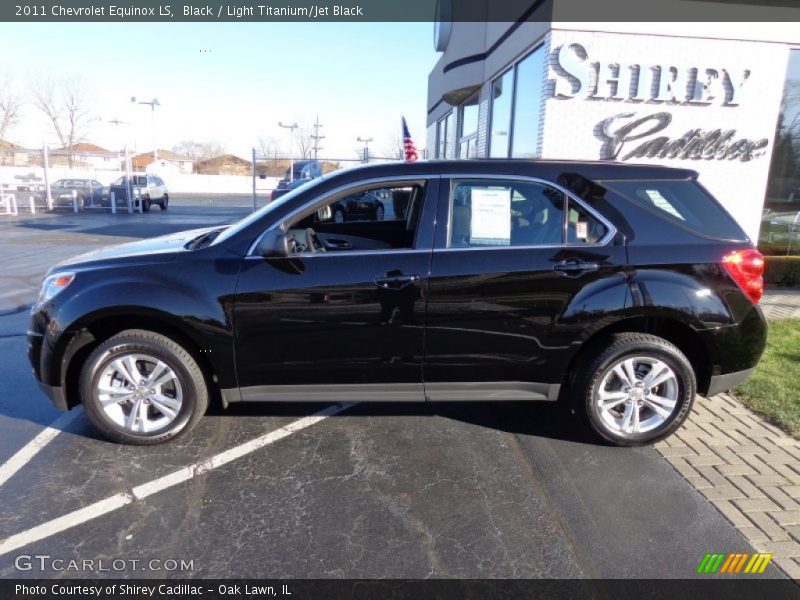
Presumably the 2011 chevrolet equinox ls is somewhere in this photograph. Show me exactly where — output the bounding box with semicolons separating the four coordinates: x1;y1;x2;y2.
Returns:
28;160;767;445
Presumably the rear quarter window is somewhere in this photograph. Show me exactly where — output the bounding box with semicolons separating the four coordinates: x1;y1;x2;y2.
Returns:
601;180;747;241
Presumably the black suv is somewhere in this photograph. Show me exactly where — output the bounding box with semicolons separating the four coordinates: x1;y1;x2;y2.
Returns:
29;160;766;446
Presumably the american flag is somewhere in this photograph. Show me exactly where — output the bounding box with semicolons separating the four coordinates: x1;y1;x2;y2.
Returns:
402;116;419;162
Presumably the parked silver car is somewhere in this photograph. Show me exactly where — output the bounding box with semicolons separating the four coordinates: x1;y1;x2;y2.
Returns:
107;174;169;212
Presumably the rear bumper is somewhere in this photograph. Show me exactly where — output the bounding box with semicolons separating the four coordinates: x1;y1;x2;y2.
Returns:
706;367;756;397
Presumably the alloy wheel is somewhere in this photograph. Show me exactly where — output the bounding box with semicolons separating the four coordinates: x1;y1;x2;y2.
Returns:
96;353;183;433
594;355;679;436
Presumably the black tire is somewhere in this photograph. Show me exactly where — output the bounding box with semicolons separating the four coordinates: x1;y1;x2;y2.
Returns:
375;203;384;221
334;208;345;223
142;197;151;212
160;194;169;210
572;333;696;446
80;330;208;445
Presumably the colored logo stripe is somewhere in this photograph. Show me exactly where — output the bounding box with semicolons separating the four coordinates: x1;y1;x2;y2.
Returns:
697;552;772;574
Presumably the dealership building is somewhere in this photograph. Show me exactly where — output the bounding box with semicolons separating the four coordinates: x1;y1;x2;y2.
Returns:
426;8;800;246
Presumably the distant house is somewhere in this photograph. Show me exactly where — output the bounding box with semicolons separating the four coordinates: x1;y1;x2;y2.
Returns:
195;154;251;175
52;142;119;169
0;140;30;166
132;150;194;174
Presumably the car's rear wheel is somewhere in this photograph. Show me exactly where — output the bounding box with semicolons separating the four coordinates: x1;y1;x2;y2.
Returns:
142;197;151;212
160;194;169;210
80;330;208;445
573;333;695;446
375;204;384;221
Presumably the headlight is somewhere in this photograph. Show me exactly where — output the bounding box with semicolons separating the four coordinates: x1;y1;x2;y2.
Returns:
37;272;75;304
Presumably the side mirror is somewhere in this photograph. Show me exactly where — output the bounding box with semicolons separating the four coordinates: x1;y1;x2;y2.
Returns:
316;205;332;221
256;230;291;258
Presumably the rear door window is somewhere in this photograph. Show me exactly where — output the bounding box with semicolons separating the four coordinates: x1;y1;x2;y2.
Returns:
567;198;608;244
448;180;565;247
602;180;747;241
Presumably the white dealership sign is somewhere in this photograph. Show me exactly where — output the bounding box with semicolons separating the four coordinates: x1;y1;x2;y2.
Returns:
540;30;790;241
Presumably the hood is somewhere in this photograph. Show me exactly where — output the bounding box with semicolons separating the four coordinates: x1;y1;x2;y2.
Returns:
54;226;225;269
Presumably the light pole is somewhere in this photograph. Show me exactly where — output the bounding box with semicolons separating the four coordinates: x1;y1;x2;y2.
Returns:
357;136;373;163
278;121;298;182
131;97;160;163
105;117;130;170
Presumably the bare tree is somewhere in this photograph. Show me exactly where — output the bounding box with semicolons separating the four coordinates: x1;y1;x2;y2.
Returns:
199;141;225;160
294;127;314;160
173;140;202;160
255;136;287;175
31;76;94;167
0;75;22;141
383;132;404;160
257;136;282;160
172;140;225;161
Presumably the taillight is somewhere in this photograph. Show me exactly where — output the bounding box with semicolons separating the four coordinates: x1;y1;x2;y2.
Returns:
722;248;764;304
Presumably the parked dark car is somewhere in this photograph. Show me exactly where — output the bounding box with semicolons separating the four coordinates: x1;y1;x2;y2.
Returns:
107;174;168;212
331;189;385;222
29;160;766;446
270;177;312;203
47;178;105;209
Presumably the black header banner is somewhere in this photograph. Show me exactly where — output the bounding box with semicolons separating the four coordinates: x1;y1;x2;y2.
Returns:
4;579;800;600
3;0;800;22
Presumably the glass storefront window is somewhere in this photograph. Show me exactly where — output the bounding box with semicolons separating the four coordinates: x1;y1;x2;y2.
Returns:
763;49;800;256
445;111;456;158
459;94;479;158
489;69;514;158
511;47;545;159
436;114;450;159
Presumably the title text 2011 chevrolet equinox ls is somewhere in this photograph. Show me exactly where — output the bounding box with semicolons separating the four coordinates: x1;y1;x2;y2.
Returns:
28;160;767;445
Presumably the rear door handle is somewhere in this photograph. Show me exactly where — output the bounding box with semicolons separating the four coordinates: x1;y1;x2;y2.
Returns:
374;273;421;289
553;259;599;276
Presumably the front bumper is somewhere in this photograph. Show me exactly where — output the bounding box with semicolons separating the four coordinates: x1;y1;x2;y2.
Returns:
706;367;756;397
36;380;69;411
28;316;69;410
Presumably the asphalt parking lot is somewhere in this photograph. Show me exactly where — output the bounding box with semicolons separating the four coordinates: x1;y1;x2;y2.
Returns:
0;196;781;580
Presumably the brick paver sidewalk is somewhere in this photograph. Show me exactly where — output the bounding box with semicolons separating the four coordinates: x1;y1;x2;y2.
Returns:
655;290;800;578
761;289;800;320
656;394;800;578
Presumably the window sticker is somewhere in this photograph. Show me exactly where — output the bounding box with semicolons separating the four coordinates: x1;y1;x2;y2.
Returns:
469;188;511;245
576;220;588;240
644;189;685;220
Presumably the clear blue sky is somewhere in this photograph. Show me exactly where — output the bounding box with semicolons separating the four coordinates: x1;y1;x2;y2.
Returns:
1;22;438;158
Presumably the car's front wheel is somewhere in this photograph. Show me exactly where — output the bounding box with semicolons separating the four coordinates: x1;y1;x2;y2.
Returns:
80;330;208;445
573;333;695;446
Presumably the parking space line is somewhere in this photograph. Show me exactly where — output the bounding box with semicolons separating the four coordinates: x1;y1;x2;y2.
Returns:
0;494;133;556
0;402;355;557
0;408;84;489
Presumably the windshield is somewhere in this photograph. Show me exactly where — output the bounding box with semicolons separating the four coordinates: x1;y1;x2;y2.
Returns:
212;174;331;246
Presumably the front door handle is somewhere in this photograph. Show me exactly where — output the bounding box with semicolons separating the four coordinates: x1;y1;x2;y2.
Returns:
374;273;421;289
553;259;599;276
